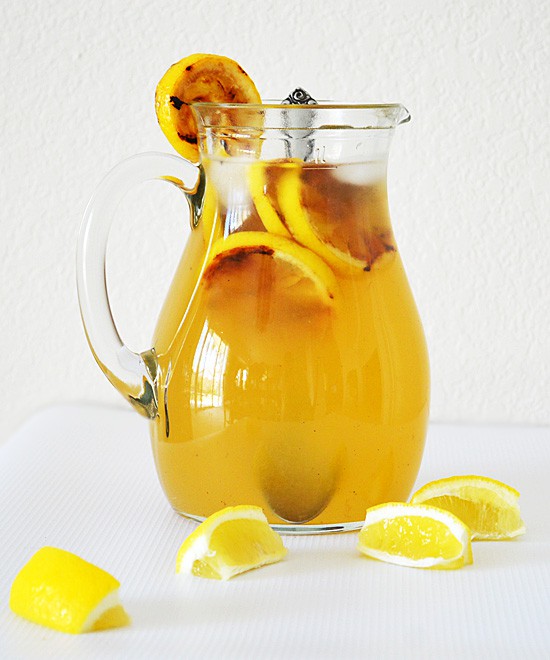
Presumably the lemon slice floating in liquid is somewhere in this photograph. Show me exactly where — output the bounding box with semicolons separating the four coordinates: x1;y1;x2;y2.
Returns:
9;547;130;634
247;160;296;237
155;53;261;162
176;505;287;580
357;502;473;570
410;475;525;541
204;230;338;307
277;162;396;273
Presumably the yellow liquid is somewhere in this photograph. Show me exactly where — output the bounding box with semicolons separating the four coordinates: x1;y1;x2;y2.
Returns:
151;159;429;527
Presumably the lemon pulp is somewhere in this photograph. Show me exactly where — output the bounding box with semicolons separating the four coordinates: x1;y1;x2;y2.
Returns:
357;503;473;570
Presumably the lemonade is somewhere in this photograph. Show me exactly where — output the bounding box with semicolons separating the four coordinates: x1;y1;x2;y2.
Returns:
150;157;430;528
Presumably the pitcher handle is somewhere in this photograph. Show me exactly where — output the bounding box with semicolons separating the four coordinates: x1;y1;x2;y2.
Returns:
76;152;201;418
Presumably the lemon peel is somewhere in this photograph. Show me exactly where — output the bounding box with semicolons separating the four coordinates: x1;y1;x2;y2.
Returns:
155;53;261;162
248;160;295;237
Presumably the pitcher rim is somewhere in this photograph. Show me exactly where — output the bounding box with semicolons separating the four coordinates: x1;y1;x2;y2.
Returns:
192;101;411;127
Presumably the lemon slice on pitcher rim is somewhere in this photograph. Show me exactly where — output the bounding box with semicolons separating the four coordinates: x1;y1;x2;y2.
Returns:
410;475;526;541
204;230;338;306
155;53;261;162
9;547;130;634
176;505;287;580
357;502;473;570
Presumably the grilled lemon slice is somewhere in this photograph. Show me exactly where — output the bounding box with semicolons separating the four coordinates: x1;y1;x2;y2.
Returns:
155;53;261;162
277;162;396;273
204;230;337;307
247;160;298;237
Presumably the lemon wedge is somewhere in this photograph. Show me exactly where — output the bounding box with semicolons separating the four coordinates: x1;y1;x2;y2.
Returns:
155;53;261;162
9;547;130;634
357;502;473;570
176;505;287;580
410;475;525;541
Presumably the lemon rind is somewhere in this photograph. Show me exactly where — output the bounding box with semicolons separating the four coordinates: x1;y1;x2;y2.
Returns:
247;160;292;238
155;53;208;161
411;475;520;504
358;546;468;570
81;590;127;633
247;161;292;237
155;53;261;161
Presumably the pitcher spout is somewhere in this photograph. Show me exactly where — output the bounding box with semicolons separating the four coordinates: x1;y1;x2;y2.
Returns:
394;104;411;126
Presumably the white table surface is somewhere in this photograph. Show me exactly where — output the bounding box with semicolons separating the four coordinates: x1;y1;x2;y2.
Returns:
0;404;549;659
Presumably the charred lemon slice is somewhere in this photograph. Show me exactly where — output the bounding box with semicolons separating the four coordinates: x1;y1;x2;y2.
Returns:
277;162;396;273
247;160;296;237
204;231;337;307
201;232;337;357
155;53;261;162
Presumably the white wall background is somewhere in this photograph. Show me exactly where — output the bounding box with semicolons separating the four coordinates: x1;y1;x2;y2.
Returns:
1;0;548;443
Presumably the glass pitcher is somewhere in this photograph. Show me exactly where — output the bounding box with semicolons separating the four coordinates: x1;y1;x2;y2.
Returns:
77;102;429;533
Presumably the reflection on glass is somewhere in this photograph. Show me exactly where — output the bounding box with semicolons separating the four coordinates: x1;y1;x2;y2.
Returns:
190;322;228;410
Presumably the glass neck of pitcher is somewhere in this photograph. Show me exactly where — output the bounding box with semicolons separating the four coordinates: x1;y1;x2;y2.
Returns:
191;103;410;165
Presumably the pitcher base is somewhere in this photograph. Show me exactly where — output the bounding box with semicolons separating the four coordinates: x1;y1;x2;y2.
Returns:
176;509;364;535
